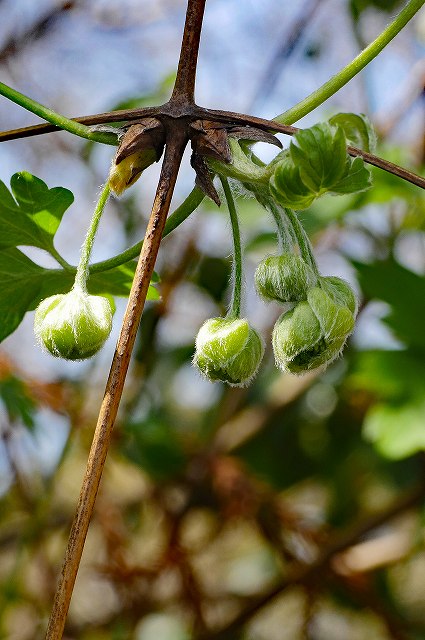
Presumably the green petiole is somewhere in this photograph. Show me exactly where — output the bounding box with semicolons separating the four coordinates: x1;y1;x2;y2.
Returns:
0;81;118;145
49;186;205;276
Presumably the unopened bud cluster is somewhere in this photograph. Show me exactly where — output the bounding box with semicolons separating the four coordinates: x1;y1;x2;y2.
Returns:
192;117;367;387
194;250;357;387
255;256;357;374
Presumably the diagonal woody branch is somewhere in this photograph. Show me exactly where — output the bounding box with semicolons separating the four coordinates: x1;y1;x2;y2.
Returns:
44;1;207;636
44;127;187;640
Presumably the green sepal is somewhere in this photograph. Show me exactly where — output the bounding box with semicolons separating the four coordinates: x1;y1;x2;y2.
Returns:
319;276;358;315
272;287;355;374
308;287;355;336
255;253;318;303
193;317;264;387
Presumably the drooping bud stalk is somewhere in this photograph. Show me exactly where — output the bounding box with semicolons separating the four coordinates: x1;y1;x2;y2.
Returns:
220;176;243;319
255;253;318;303
109;118;166;196
74;182;111;291
193;317;264;386
192;177;264;386
281;206;319;276
34;182;114;359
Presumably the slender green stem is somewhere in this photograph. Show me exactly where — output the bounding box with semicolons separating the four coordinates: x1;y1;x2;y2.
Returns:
50;247;73;271
220;177;243;319
269;201;295;253
251;186;295;252
274;0;425;124
0;82;118;145
89;186;204;274
283;207;319;275
75;183;111;290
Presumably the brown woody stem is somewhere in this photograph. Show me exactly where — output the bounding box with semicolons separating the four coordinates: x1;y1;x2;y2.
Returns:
170;0;206;105
44;127;187;639
1;107;424;190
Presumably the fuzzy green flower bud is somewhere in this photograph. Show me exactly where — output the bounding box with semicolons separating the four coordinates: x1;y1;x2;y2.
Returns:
255;254;318;303
319;276;358;316
193;317;264;387
34;287;114;360
109;149;157;196
272;287;355;374
109;119;165;196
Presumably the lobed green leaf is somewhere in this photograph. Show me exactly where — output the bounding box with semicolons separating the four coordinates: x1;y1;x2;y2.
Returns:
329;112;377;153
0;172;73;252
271;120;372;211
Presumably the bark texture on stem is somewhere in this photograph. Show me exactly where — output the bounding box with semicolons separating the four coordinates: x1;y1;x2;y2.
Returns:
171;0;207;105
44;128;187;640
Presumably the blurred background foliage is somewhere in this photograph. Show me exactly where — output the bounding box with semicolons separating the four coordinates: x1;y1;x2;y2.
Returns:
0;0;425;638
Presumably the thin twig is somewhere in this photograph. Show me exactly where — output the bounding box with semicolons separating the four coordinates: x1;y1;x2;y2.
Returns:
346;144;425;189
44;128;187;639
0;1;79;61
0;108;162;141
1;108;424;190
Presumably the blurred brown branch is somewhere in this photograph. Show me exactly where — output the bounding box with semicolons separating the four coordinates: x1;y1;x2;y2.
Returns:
0;1;79;62
197;482;425;640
